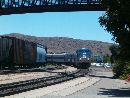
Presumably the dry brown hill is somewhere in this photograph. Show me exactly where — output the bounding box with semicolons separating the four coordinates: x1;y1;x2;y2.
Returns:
4;33;113;56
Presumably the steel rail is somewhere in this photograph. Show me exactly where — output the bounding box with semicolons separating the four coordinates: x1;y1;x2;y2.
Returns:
0;69;86;97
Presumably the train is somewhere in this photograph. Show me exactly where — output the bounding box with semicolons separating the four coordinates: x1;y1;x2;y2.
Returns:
0;36;47;69
95;55;103;63
0;36;92;70
76;48;92;68
47;53;76;65
44;48;92;69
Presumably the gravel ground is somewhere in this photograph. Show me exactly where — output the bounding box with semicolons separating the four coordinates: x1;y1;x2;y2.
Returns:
41;67;130;98
0;66;77;85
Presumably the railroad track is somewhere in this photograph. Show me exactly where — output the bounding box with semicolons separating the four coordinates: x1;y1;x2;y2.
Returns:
0;69;87;97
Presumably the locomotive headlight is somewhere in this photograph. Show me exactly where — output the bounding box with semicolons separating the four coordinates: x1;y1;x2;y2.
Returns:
83;55;87;58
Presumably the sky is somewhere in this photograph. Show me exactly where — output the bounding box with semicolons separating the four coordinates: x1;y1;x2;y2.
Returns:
0;11;114;43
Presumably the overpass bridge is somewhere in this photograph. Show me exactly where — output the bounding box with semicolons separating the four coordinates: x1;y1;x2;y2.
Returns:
0;0;104;15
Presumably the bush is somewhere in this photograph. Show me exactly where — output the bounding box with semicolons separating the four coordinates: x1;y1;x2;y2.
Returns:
120;62;130;79
113;60;130;79
112;60;125;78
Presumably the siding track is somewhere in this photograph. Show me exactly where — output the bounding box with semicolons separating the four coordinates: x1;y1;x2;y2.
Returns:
0;69;87;97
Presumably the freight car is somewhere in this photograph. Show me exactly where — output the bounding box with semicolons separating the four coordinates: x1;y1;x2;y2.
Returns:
47;48;92;69
0;36;47;70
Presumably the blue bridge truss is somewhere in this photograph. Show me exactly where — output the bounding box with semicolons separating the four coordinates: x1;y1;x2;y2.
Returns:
0;0;104;15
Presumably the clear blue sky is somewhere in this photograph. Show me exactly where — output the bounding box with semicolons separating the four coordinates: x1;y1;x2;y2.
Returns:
0;11;114;43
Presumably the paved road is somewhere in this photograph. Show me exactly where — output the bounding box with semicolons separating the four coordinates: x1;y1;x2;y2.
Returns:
42;68;130;98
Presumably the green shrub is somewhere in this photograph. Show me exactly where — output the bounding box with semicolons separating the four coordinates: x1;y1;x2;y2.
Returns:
112;60;125;78
120;62;130;79
113;60;130;79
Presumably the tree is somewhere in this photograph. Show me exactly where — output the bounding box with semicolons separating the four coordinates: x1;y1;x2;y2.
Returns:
109;44;120;63
103;54;110;63
99;0;130;61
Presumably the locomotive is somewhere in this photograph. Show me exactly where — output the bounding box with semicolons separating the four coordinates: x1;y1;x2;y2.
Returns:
0;36;92;70
0;36;47;70
76;48;92;68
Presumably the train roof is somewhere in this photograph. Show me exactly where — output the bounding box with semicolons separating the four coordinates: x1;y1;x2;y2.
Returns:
47;53;74;55
76;48;91;51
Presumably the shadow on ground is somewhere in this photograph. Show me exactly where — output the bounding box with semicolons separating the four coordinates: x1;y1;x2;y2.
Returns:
0;66;67;74
98;88;130;97
89;74;114;79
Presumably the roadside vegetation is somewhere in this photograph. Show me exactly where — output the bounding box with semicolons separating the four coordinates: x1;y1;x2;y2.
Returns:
99;0;130;79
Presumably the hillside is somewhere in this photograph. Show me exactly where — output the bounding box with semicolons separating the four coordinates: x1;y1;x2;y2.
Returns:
3;33;113;56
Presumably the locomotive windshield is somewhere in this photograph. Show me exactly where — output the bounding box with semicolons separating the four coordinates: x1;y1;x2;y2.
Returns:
76;48;92;58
